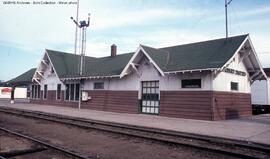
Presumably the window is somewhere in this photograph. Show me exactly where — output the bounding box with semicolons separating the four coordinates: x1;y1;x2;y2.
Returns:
31;85;34;98
94;82;104;89
37;85;40;98
141;81;159;114
70;84;75;100
75;84;80;101
31;85;40;99
56;84;61;100
65;83;80;101
43;84;47;99
231;82;238;91
34;85;37;98
182;79;201;88
65;84;70;100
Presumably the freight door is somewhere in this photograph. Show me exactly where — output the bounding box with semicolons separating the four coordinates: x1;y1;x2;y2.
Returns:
141;81;159;114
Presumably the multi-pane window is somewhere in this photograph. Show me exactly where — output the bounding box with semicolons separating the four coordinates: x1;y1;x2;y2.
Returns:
231;82;239;91
141;81;159;114
70;84;75;100
43;84;47;99
182;79;201;88
31;85;40;99
94;82;104;89
65;84;70;100
65;83;80;101
75;84;80;101
56;84;61;100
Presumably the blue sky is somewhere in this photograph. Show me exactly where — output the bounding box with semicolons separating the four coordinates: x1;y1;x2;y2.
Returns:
0;0;270;81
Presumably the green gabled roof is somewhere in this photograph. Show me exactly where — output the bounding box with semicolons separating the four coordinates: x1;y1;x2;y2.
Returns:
160;34;248;72
141;45;170;70
46;34;248;78
46;50;97;78
46;49;133;78
83;53;134;77
8;68;36;84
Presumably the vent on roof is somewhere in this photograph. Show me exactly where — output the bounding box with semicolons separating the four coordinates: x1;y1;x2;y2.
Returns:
111;44;117;57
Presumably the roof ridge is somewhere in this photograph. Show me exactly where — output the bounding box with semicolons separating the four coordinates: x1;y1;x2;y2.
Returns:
141;44;170;54
98;52;134;59
46;48;135;59
159;34;249;50
45;49;97;59
45;34;249;60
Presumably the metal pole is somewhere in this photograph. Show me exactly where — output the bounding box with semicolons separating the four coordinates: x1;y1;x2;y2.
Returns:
225;0;228;38
78;27;85;110
225;0;232;38
80;27;84;75
79;27;86;110
74;0;79;54
79;80;81;109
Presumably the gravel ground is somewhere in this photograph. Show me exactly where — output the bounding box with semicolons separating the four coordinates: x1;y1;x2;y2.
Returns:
9;150;74;159
0;112;240;159
0;131;38;153
0;130;75;159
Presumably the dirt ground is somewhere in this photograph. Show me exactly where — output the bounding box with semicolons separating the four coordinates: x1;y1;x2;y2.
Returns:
0;112;240;159
0;130;75;159
0;131;37;153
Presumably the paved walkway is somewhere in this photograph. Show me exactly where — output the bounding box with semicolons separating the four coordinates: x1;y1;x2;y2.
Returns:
0;99;270;146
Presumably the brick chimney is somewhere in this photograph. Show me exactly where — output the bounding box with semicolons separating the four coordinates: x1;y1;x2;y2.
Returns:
111;44;117;57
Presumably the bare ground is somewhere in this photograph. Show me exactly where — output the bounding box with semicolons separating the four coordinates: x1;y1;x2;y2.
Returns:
0;112;240;159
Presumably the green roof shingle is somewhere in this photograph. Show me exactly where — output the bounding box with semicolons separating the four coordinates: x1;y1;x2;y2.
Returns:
160;34;248;72
46;49;133;78
46;34;248;78
8;68;36;84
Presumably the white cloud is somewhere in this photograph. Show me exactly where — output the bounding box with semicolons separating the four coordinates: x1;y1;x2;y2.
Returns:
236;6;270;17
0;0;204;54
0;1;77;53
89;8;202;30
0;0;269;70
205;5;270;22
75;29;211;57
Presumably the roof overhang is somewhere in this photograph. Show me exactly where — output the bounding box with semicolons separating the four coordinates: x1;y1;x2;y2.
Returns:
219;35;267;82
164;68;218;74
32;50;61;85
120;45;165;78
6;81;32;87
61;75;120;81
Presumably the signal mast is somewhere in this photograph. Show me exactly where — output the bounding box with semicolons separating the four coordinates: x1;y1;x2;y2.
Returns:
71;14;90;75
70;13;90;109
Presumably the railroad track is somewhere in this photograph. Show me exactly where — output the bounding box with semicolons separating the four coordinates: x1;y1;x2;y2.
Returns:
0;127;90;159
0;106;270;159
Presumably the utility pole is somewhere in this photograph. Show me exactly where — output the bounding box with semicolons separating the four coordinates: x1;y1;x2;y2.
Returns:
225;0;233;38
71;13;90;109
74;0;80;54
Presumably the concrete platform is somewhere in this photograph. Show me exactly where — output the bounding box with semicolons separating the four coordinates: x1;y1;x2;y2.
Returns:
0;99;270;146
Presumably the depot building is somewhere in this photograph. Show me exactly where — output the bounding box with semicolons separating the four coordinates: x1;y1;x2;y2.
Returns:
8;34;267;120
